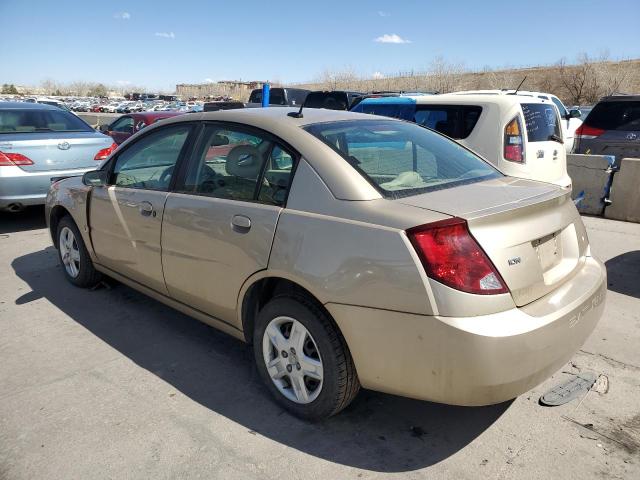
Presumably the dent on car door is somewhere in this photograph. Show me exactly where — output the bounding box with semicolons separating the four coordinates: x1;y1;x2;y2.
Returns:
89;123;194;293
161;123;297;326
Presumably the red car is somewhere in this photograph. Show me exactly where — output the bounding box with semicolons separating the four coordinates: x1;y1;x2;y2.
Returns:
99;112;183;144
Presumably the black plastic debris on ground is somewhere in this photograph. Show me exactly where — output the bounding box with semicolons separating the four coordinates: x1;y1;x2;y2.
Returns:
539;372;598;406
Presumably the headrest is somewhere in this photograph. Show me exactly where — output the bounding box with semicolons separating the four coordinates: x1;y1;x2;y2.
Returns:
225;144;262;179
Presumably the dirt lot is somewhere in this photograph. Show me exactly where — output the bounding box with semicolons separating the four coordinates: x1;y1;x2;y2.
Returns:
1;209;638;480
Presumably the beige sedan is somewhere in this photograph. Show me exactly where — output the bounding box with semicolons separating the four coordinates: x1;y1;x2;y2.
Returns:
46;108;606;420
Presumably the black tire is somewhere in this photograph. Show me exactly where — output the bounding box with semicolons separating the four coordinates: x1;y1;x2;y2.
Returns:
56;215;102;288
253;295;360;421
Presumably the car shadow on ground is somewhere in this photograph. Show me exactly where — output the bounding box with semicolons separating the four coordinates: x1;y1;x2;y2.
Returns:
605;251;640;299
0;207;46;234
12;247;511;473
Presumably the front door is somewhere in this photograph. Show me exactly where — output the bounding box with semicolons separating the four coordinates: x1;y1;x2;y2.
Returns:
89;123;194;293
161;123;297;325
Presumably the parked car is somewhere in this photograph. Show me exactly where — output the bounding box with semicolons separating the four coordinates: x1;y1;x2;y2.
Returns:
452;90;582;153
0;102;115;212
574;95;640;163
99;112;183;144
248;87;310;106
46;108;605;420
352;93;572;188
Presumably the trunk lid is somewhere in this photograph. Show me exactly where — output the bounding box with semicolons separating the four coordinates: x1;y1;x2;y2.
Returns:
399;177;588;306
0;132;113;172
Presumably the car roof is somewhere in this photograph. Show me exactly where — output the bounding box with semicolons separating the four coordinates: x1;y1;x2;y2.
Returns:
358;93;550;106
599;94;640;102
0;101;62;111
129;112;182;120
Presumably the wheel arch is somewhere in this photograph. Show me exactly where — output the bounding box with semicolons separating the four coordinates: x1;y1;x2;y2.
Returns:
49;205;72;248
238;272;332;344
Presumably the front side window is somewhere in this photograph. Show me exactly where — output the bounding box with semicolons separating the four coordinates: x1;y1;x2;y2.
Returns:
0;109;93;133
551;96;568;117
111;124;191;190
305;119;501;198
111;116;134;133
521;103;561;142
182;124;295;206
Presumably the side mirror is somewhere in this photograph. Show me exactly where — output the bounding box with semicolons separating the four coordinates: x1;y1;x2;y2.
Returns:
82;169;108;187
98;124;110;133
568;109;582;119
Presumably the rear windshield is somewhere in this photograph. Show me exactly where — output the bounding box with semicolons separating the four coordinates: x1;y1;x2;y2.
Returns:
304;119;501;198
521;103;561;142
304;92;349;110
585;101;640;131
352;102;482;139
0;109;92;133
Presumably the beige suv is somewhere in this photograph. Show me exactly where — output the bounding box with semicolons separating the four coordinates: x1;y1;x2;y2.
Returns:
46;108;606;420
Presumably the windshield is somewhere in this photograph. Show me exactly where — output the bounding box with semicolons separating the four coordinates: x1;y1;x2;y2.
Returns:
351;101;415;121
585;101;640;131
304;119;501;198
0;109;93;133
521;103;561;142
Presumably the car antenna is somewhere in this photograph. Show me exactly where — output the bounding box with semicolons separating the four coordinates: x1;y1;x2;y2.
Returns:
287;103;304;118
509;76;527;95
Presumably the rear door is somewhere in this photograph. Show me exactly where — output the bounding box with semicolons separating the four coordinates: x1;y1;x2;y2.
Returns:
161;123;297;325
520;102;568;185
0;108;113;171
89;123;195;294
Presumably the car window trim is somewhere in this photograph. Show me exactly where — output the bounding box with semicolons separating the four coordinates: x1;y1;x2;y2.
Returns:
173;120;301;208
105;122;198;191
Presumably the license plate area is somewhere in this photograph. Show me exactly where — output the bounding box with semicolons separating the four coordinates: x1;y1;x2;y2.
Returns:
533;231;562;272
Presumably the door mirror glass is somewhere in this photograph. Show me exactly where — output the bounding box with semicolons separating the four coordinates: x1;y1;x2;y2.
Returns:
82;169;108;187
569;109;582;119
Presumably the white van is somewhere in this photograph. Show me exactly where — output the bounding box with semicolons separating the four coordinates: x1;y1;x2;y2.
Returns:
352;93;572;188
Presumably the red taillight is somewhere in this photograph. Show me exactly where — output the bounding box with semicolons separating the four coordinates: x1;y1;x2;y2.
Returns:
575;124;604;140
0;151;35;166
94;142;117;161
407;218;509;295
503;116;525;163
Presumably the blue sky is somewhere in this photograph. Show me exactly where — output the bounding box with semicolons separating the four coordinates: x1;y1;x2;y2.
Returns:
1;0;639;91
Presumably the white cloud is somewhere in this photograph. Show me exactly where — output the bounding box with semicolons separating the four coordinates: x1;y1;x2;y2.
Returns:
114;12;130;20
117;80;131;85
155;31;175;39
377;11;389;17
204;78;215;83
372;71;384;79
374;33;411;44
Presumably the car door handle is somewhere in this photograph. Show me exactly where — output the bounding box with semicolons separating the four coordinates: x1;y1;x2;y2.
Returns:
231;214;251;232
139;201;155;217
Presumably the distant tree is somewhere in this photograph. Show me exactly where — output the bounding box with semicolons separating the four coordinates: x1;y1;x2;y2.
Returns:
88;83;108;97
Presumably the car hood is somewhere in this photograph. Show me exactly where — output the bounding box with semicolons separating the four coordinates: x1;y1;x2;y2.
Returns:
397;176;567;220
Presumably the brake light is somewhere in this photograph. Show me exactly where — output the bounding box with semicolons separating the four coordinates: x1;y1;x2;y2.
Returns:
0;151;35;166
94;143;117;161
504;116;525;163
575;124;604;140
407;218;508;295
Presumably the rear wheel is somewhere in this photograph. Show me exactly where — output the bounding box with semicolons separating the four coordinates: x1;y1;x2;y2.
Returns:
253;295;360;420
56;216;101;288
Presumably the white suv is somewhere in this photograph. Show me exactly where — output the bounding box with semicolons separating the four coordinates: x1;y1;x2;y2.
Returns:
352;93;572;188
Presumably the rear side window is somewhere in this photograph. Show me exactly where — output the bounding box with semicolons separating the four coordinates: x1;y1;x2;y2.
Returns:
414;105;482;139
585;101;640;131
352;102;416;121
0;109;93;133
521;103;561;142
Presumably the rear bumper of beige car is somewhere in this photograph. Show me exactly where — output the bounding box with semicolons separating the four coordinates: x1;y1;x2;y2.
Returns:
326;256;606;406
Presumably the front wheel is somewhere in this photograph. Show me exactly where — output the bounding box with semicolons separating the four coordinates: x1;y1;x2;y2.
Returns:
253;295;360;420
56;216;101;288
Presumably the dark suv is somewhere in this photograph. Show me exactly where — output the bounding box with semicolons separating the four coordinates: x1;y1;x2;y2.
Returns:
574;95;640;163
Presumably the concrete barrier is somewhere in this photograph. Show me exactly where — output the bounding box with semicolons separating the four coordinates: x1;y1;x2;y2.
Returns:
567;153;616;216
605;158;640;223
